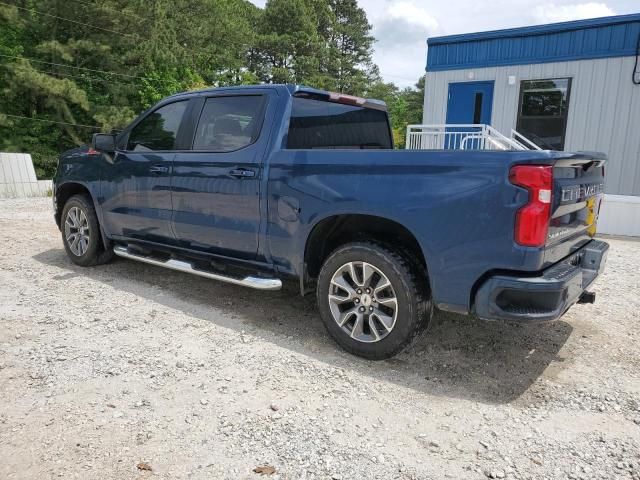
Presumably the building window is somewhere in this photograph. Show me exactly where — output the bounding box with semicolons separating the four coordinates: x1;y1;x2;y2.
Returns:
517;78;572;150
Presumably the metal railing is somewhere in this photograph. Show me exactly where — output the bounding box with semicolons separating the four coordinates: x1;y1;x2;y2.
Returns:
510;129;543;150
405;124;538;151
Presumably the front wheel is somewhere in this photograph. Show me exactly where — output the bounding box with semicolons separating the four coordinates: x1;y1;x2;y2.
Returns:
316;242;433;360
61;194;113;267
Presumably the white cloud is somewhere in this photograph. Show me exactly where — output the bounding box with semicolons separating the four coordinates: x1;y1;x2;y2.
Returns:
384;1;440;31
371;1;440;86
533;2;615;23
374;1;439;47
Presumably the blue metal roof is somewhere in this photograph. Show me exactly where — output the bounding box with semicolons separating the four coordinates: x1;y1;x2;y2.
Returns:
426;13;640;72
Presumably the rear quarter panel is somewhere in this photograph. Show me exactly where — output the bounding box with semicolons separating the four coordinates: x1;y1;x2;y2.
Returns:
266;149;599;312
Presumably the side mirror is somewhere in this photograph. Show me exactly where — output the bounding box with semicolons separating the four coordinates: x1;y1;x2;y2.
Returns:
92;133;116;152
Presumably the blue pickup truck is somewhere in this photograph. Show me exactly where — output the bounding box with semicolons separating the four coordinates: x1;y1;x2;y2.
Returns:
53;84;608;359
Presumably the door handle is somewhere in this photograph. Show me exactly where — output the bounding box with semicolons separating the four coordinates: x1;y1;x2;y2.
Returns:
150;165;170;174
229;168;256;178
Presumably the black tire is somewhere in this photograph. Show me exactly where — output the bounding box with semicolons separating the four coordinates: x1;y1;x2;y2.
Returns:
316;241;433;360
60;194;114;267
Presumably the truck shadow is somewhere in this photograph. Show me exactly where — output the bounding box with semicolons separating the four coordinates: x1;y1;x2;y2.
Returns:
33;248;573;405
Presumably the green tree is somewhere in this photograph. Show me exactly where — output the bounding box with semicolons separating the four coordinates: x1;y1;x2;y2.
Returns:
365;76;425;148
324;0;376;95
0;0;138;174
389;75;425;148
252;0;325;84
0;0;420;178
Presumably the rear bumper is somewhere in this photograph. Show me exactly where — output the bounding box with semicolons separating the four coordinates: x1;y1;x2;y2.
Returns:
474;239;609;322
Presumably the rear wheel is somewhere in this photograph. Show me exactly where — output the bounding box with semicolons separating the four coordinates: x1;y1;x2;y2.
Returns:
61;194;113;266
316;242;432;359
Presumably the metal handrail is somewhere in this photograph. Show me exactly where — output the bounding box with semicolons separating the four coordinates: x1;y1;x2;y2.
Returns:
405;124;537;151
510;129;543;150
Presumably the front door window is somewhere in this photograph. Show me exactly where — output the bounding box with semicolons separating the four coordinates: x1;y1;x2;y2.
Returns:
127;101;188;152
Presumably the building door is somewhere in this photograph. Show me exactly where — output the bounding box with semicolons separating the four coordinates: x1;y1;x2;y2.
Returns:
445;81;494;149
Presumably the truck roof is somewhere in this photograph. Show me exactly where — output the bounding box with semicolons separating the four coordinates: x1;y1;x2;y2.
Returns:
167;84;387;111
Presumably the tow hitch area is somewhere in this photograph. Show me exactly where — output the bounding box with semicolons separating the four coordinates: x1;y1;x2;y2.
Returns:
474;240;608;322
578;291;596;304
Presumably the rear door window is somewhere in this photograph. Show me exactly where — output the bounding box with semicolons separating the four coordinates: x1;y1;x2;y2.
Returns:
193;95;266;152
287;97;392;149
127;100;188;151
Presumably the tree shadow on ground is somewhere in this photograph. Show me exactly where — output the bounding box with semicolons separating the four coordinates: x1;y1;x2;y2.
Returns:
33;248;573;405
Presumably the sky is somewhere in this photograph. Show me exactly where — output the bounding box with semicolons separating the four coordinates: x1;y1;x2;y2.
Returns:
248;0;639;87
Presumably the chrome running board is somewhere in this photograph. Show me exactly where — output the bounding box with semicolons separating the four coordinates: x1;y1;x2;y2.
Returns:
113;245;282;291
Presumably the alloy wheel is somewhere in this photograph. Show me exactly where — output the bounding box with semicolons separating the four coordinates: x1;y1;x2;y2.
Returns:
64;206;90;256
327;261;398;343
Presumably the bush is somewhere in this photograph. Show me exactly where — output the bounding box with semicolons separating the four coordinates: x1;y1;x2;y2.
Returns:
32;153;58;179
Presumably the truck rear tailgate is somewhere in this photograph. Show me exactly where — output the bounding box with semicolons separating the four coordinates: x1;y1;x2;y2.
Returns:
545;155;606;266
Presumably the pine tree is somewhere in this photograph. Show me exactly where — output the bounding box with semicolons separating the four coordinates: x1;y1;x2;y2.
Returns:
324;0;376;95
0;0;412;179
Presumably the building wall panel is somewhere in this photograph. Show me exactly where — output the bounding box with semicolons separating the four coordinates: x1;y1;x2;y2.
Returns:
423;56;640;196
0;152;51;198
598;195;640;236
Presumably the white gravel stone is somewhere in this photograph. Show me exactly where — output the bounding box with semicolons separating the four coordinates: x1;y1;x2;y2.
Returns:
0;198;638;480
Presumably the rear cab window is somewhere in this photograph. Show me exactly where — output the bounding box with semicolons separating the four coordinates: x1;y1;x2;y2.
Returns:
286;97;392;150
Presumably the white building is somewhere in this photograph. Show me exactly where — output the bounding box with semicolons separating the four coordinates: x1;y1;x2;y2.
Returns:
421;13;640;236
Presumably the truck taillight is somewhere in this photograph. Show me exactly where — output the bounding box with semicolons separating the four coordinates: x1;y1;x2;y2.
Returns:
509;165;553;248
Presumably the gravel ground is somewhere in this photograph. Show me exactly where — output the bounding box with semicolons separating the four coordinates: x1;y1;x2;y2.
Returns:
0;197;639;480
